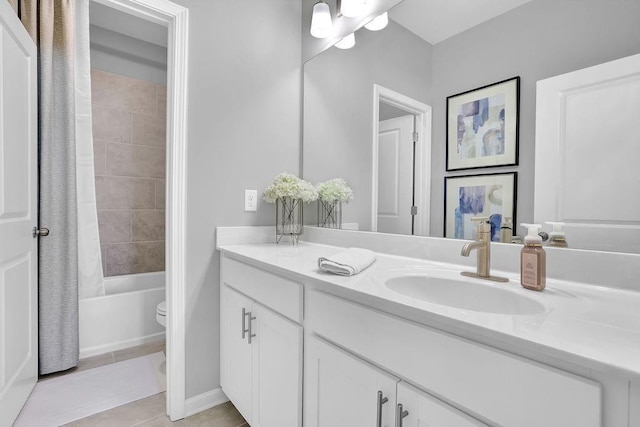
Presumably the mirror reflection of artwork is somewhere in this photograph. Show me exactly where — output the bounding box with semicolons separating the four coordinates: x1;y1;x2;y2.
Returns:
447;77;519;171
446;173;516;240
457;95;505;159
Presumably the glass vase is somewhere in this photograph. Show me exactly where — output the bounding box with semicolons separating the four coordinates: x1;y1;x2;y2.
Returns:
276;197;303;244
317;199;342;229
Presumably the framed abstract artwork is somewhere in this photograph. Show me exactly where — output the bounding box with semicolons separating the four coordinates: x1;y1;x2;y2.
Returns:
446;77;520;171
444;172;517;241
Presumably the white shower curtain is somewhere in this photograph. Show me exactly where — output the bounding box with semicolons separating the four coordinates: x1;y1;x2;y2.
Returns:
75;0;105;298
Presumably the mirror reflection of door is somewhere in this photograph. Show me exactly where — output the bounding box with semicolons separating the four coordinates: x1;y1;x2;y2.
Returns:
377;101;416;235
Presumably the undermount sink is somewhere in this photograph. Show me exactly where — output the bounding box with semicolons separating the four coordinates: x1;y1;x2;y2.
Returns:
383;272;547;315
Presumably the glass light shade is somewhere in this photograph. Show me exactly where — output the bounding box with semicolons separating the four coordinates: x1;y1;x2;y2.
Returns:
340;0;366;18
364;12;388;31
310;1;333;39
334;32;355;49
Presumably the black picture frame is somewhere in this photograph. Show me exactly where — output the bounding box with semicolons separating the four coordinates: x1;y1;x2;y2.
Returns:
446;77;520;171
444;172;518;241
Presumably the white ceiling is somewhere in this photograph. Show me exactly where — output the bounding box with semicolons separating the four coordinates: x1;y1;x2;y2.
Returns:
389;0;534;45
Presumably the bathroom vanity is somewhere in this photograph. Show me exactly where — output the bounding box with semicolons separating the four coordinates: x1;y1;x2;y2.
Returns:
217;227;640;427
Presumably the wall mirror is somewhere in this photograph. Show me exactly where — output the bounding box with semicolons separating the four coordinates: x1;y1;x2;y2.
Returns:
302;0;640;253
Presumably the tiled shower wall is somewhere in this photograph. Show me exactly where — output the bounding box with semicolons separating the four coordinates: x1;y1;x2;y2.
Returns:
92;69;166;276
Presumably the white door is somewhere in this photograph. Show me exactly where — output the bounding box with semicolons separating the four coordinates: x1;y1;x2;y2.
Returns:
396;382;487;427
251;304;302;427
0;1;39;426
534;53;640;253
377;115;414;235
219;285;252;422
304;335;398;427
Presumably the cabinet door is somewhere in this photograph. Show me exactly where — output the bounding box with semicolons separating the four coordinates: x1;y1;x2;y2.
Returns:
397;382;487;427
305;335;398;427
220;285;252;422
251;304;302;427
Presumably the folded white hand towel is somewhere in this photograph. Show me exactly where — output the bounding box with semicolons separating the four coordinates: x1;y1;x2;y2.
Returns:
318;248;376;276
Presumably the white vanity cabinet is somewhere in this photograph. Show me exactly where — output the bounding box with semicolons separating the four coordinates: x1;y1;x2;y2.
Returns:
307;289;602;427
304;335;398;427
218;252;617;426
305;334;486;427
396;382;486;427
220;256;303;427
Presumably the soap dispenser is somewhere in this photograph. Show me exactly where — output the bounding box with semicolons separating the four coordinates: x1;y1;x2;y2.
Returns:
520;223;546;291
546;221;568;248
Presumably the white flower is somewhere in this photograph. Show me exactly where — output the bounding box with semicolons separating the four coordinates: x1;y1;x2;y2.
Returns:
316;178;353;203
263;173;318;203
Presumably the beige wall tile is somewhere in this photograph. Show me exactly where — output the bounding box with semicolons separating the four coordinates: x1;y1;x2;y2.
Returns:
155;179;165;209
98;210;131;243
132;113;166;147
156;85;167;117
132;210;165;242
93;141;107;175
105;241;165;276
106;143;166;179
95;176;156;210
91;69;157;115
92;105;132;143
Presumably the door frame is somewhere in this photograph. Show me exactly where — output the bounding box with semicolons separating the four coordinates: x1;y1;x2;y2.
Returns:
372;84;431;235
91;0;189;420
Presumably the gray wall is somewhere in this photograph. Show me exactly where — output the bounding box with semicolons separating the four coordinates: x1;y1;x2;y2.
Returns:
304;20;432;230
169;0;302;399
430;0;640;237
90;25;168;85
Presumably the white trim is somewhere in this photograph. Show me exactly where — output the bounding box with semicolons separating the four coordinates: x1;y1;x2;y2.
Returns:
372;84;431;235
184;388;229;418
91;0;189;421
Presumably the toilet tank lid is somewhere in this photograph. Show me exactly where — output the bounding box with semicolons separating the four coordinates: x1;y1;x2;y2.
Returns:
157;301;167;315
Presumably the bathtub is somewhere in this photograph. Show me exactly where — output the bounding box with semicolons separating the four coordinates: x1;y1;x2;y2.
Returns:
79;272;166;359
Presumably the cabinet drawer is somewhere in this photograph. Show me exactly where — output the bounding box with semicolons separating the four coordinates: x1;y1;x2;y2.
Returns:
308;290;601;427
222;256;302;323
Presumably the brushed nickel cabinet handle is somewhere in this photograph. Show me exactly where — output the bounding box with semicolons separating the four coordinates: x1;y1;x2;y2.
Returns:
376;391;389;427
396;403;409;427
248;312;256;344
242;308;250;339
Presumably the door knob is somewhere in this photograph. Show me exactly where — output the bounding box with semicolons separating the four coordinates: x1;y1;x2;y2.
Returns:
32;227;50;238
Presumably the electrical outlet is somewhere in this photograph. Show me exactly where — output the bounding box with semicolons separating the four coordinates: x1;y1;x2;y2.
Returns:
244;190;258;212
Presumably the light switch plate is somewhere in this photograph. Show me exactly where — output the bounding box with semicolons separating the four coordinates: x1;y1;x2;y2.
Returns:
244;190;258;212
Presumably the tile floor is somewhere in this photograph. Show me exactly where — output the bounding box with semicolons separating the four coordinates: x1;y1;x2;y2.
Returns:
64;394;247;427
39;341;247;426
39;340;167;382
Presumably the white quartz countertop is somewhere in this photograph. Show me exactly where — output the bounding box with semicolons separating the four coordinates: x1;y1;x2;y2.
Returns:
217;241;640;380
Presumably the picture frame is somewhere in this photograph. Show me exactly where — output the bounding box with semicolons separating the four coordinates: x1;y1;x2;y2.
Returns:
446;77;520;171
444;172;517;241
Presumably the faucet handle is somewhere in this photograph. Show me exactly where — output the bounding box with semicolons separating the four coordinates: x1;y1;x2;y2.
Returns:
471;216;491;234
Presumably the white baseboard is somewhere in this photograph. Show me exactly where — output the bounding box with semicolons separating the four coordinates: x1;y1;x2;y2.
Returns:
79;332;165;359
185;388;229;418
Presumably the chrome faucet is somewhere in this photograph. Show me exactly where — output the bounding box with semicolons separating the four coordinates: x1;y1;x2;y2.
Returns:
461;217;508;283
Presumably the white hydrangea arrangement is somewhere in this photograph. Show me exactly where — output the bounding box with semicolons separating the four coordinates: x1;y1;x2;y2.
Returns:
316;178;354;203
263;173;318;203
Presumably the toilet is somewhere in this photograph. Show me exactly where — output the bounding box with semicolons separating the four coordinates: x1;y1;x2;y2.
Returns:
156;301;166;327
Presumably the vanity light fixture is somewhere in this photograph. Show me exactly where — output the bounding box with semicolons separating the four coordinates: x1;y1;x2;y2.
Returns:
334;32;356;49
364;11;388;31
339;0;366;18
310;1;333;39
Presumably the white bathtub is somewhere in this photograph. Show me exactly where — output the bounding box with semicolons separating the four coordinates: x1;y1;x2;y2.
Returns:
79;272;166;359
